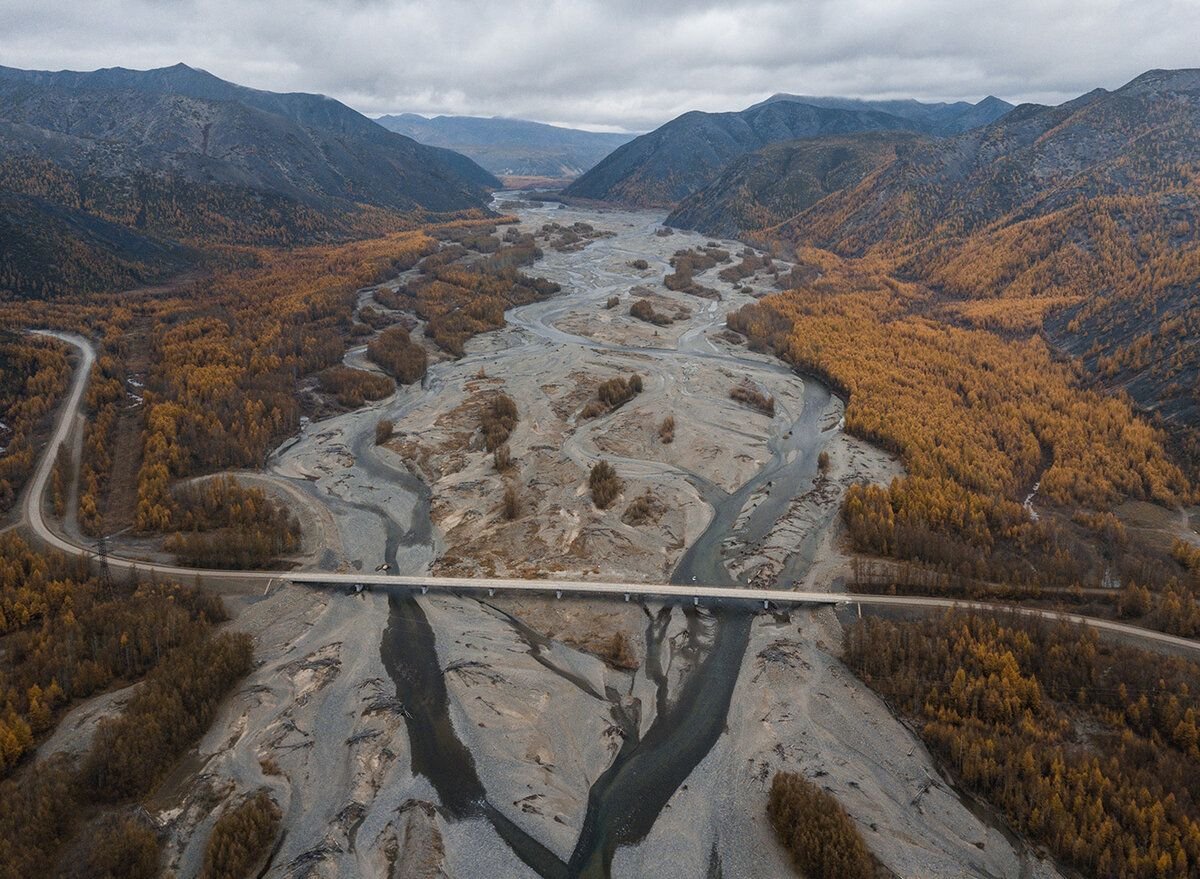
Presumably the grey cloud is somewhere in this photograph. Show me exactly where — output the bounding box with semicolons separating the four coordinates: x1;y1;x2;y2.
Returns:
1;0;1197;130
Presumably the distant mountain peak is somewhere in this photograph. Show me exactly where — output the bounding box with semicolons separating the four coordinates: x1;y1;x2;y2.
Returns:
375;112;636;179
1118;68;1200;95
743;93;1014;136
0;62;498;211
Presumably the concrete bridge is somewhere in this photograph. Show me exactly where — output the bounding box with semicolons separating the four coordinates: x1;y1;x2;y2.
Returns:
19;330;1200;659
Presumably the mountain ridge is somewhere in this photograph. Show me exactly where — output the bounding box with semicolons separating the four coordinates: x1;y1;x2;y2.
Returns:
745;93;1013;135
739;68;1200;462
0;63;500;297
563;99;931;207
665;131;928;238
0;63;499;207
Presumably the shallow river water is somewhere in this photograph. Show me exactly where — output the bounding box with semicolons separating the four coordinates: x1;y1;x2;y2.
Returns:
365;195;839;878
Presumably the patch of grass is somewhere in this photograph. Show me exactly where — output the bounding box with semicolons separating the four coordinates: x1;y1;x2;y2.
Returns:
730;380;775;416
622;490;666;526
630;299;672;326
658;415;675;444
480;393;518;451
375;419;394;446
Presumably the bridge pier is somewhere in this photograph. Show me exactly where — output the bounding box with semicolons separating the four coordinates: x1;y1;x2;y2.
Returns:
488;588;494;597
556;590;562;599
763;599;769;610
421;586;427;595
624;592;630;602
692;596;698;606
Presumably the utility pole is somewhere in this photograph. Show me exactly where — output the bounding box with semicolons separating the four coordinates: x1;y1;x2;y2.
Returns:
96;534;112;593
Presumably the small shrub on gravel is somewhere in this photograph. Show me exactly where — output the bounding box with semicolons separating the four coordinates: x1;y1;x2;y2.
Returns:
730;381;775;416
658;415;675;444
480;393;519;451
598;632;638;669
493;443;513;472
589;460;622;509
630;299;672;326
502;484;521;519
582;373;644;419
622;490;666;525
375;419;394;445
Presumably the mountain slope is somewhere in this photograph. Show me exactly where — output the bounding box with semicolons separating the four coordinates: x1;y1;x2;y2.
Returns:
0;63;498;212
774;69;1200;463
665;132;927;238
376;113;635;179
0;189;191;297
745;94;1013;135
0;63;502;297
563;101;925;207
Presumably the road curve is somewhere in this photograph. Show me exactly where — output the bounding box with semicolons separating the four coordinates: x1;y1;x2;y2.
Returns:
20;332;1200;658
22;330;95;545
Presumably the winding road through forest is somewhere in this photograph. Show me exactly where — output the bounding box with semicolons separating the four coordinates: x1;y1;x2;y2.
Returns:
21;324;1200;657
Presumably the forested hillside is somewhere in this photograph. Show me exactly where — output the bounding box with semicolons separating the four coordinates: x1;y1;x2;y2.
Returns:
728;245;1197;633
665;132;926;238
744;93;1013;135
0;534;250;876
563;100;925;206
703;70;1200;479
0;64;499;297
566;92;1008;207
846;612;1200;879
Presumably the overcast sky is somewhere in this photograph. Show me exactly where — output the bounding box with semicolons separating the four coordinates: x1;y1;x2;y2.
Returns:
2;0;1198;131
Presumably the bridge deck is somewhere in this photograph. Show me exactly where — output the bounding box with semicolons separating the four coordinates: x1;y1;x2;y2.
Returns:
285;572;1200;655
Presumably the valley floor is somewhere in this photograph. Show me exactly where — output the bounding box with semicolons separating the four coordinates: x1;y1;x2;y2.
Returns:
50;198;1063;878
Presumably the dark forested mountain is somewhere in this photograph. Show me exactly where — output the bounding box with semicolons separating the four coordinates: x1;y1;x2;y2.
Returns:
0;63;499;296
563;100;927;207
0;63;497;211
564;92;1011;208
745;93;1013;135
375;113;635;180
665;132;927;238
0;189;191;298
